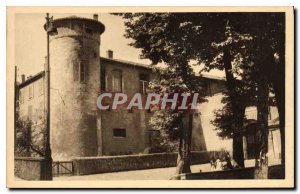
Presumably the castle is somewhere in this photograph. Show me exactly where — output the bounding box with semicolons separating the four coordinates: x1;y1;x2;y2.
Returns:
20;14;283;161
16;14;227;161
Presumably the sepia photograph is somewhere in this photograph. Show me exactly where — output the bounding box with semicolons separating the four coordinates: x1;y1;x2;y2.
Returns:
6;6;294;188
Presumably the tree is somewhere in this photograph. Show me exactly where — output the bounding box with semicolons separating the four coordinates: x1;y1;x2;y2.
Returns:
117;13;206;174
118;13;251;169
201;13;285;176
117;12;285;177
148;66;205;174
15;117;45;157
236;13;285;178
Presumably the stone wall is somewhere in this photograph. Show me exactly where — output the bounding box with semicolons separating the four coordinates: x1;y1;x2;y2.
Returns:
72;151;211;175
14;157;44;180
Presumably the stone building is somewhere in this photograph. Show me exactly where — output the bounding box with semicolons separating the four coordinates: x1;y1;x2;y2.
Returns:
18;72;46;132
17;55;226;160
17;15;227;161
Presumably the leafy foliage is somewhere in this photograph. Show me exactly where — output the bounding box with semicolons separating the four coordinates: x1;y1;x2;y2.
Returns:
15;117;45;157
117;13;285;172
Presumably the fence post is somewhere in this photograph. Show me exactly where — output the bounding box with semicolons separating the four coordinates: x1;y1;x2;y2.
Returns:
57;161;59;176
71;162;74;175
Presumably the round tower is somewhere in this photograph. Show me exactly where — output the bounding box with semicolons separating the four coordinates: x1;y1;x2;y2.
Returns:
46;15;105;160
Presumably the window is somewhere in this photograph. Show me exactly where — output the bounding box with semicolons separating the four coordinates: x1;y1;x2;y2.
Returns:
28;105;33;120
139;73;149;94
73;61;79;81
19;90;24;104
28;85;34;100
80;62;85;82
100;67;106;91
113;128;126;138
73;61;85;83
112;70;122;92
39;80;44;95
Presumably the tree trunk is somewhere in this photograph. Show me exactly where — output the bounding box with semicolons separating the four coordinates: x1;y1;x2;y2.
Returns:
223;49;245;167
175;112;193;175
254;76;269;179
232;106;246;168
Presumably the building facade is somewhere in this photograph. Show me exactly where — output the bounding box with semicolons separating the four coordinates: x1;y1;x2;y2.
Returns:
18;15;234;160
17;55;225;160
17;15;227;161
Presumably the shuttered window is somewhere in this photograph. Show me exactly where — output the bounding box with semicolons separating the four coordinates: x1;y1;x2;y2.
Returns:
112;70;122;92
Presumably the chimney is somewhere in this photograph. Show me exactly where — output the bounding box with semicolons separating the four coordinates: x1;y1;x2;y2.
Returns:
93;14;98;21
106;50;113;59
21;74;25;83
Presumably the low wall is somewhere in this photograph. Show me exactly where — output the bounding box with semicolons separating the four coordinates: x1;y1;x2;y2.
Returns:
14;157;44;180
181;165;285;180
73;151;211;175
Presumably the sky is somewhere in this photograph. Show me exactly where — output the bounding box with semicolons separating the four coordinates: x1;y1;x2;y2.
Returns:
15;13;153;81
15;13;224;82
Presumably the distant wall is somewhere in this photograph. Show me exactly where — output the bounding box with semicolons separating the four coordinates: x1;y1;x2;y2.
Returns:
72;151;211;175
180;165;285;180
14;157;43;180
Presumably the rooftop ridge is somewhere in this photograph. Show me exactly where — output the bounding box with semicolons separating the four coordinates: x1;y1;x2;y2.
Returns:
100;56;152;69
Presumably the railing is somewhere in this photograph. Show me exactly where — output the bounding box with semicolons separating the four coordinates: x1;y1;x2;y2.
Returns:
52;161;73;176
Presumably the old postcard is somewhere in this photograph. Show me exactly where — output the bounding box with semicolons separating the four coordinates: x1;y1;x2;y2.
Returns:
6;6;294;188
